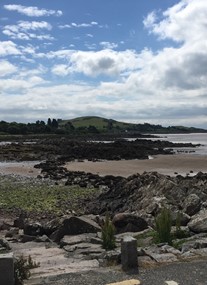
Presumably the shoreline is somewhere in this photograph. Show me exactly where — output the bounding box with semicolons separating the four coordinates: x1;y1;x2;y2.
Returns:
0;154;207;178
65;154;207;177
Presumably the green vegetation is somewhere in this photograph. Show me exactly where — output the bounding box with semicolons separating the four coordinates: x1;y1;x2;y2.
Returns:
101;214;116;250
14;255;39;285
1;116;206;135
155;207;172;245
136;229;158;247
0;176;98;215
136;211;190;248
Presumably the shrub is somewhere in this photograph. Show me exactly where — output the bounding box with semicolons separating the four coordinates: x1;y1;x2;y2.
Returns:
14;255;39;285
155;207;172;245
101;214;116;250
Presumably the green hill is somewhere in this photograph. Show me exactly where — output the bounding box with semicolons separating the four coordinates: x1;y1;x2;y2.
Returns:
59;116;130;131
58;116;207;134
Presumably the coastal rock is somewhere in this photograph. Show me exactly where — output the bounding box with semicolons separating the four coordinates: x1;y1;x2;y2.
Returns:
112;213;148;234
24;222;44;236
171;211;190;226
50;216;101;242
184;194;201;216
188;210;207;233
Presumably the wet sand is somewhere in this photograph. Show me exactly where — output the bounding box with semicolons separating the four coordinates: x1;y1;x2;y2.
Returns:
0;154;207;178
65;154;207;177
0;161;41;177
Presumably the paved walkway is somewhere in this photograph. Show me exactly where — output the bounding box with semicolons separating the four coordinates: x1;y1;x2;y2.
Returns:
25;258;207;285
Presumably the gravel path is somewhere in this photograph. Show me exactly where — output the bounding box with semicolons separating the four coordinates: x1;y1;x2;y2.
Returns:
26;258;207;285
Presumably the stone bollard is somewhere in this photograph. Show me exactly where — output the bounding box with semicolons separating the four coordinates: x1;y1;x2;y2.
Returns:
0;253;14;285
121;236;138;272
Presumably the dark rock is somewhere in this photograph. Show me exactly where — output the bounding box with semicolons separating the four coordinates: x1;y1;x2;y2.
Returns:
184;194;201;216
24;222;44;236
112;213;148;234
20;234;36;243
50;216;101;242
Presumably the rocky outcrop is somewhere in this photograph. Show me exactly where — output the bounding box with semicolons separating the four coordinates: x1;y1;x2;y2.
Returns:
1;137;195;163
86;172;207;223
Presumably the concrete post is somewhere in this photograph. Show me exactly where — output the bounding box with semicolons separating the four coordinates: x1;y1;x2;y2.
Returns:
0;253;14;285
121;236;138;272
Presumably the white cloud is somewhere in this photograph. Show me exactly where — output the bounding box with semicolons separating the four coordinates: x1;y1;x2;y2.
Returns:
4;4;62;17
3;21;53;41
143;11;157;29
1;0;207;128
86;34;93;38
0;41;21;56
59;21;98;29
0;60;17;77
144;0;207;43
99;42;118;49
51;64;69;76
49;49;142;77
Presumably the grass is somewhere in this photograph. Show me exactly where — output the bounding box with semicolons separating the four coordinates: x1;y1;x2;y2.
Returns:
0;175;98;216
60;116;133;131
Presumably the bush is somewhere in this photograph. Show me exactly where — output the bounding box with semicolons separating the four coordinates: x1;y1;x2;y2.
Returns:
101;214;116;250
155;207;172;245
14;255;39;285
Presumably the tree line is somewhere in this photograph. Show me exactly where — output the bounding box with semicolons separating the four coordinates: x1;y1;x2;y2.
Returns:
0;118;100;135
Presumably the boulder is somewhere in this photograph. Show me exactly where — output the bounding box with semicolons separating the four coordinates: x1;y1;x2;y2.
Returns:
112;213;148;234
24;222;44;236
188;210;207;233
184;194;201;216
50;216;101;242
171;211;191;226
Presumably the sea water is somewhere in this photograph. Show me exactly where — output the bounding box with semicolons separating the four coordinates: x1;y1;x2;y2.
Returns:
151;133;207;156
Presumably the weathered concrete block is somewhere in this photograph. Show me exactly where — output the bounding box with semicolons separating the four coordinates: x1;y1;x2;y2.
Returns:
0;253;14;285
106;279;141;285
121;236;138;271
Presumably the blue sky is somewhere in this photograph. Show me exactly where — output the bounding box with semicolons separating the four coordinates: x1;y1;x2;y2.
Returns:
0;0;206;128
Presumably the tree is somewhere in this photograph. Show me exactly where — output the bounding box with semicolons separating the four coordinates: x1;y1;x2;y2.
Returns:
47;118;52;127
51;118;58;129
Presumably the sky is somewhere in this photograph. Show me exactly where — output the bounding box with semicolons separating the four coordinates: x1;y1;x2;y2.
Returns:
0;0;207;128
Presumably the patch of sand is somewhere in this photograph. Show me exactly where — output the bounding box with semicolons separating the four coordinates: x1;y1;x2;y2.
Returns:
1;155;207;178
65;154;207;177
0;161;41;177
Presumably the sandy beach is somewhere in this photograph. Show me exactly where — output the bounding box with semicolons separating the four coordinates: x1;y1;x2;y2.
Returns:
65;154;207;177
0;161;41;177
0;154;207;178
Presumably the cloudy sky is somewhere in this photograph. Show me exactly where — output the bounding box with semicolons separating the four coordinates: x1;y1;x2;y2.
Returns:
0;0;206;127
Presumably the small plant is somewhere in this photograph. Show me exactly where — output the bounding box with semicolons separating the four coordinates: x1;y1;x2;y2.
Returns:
101;214;116;250
155;207;172;245
14;255;39;285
